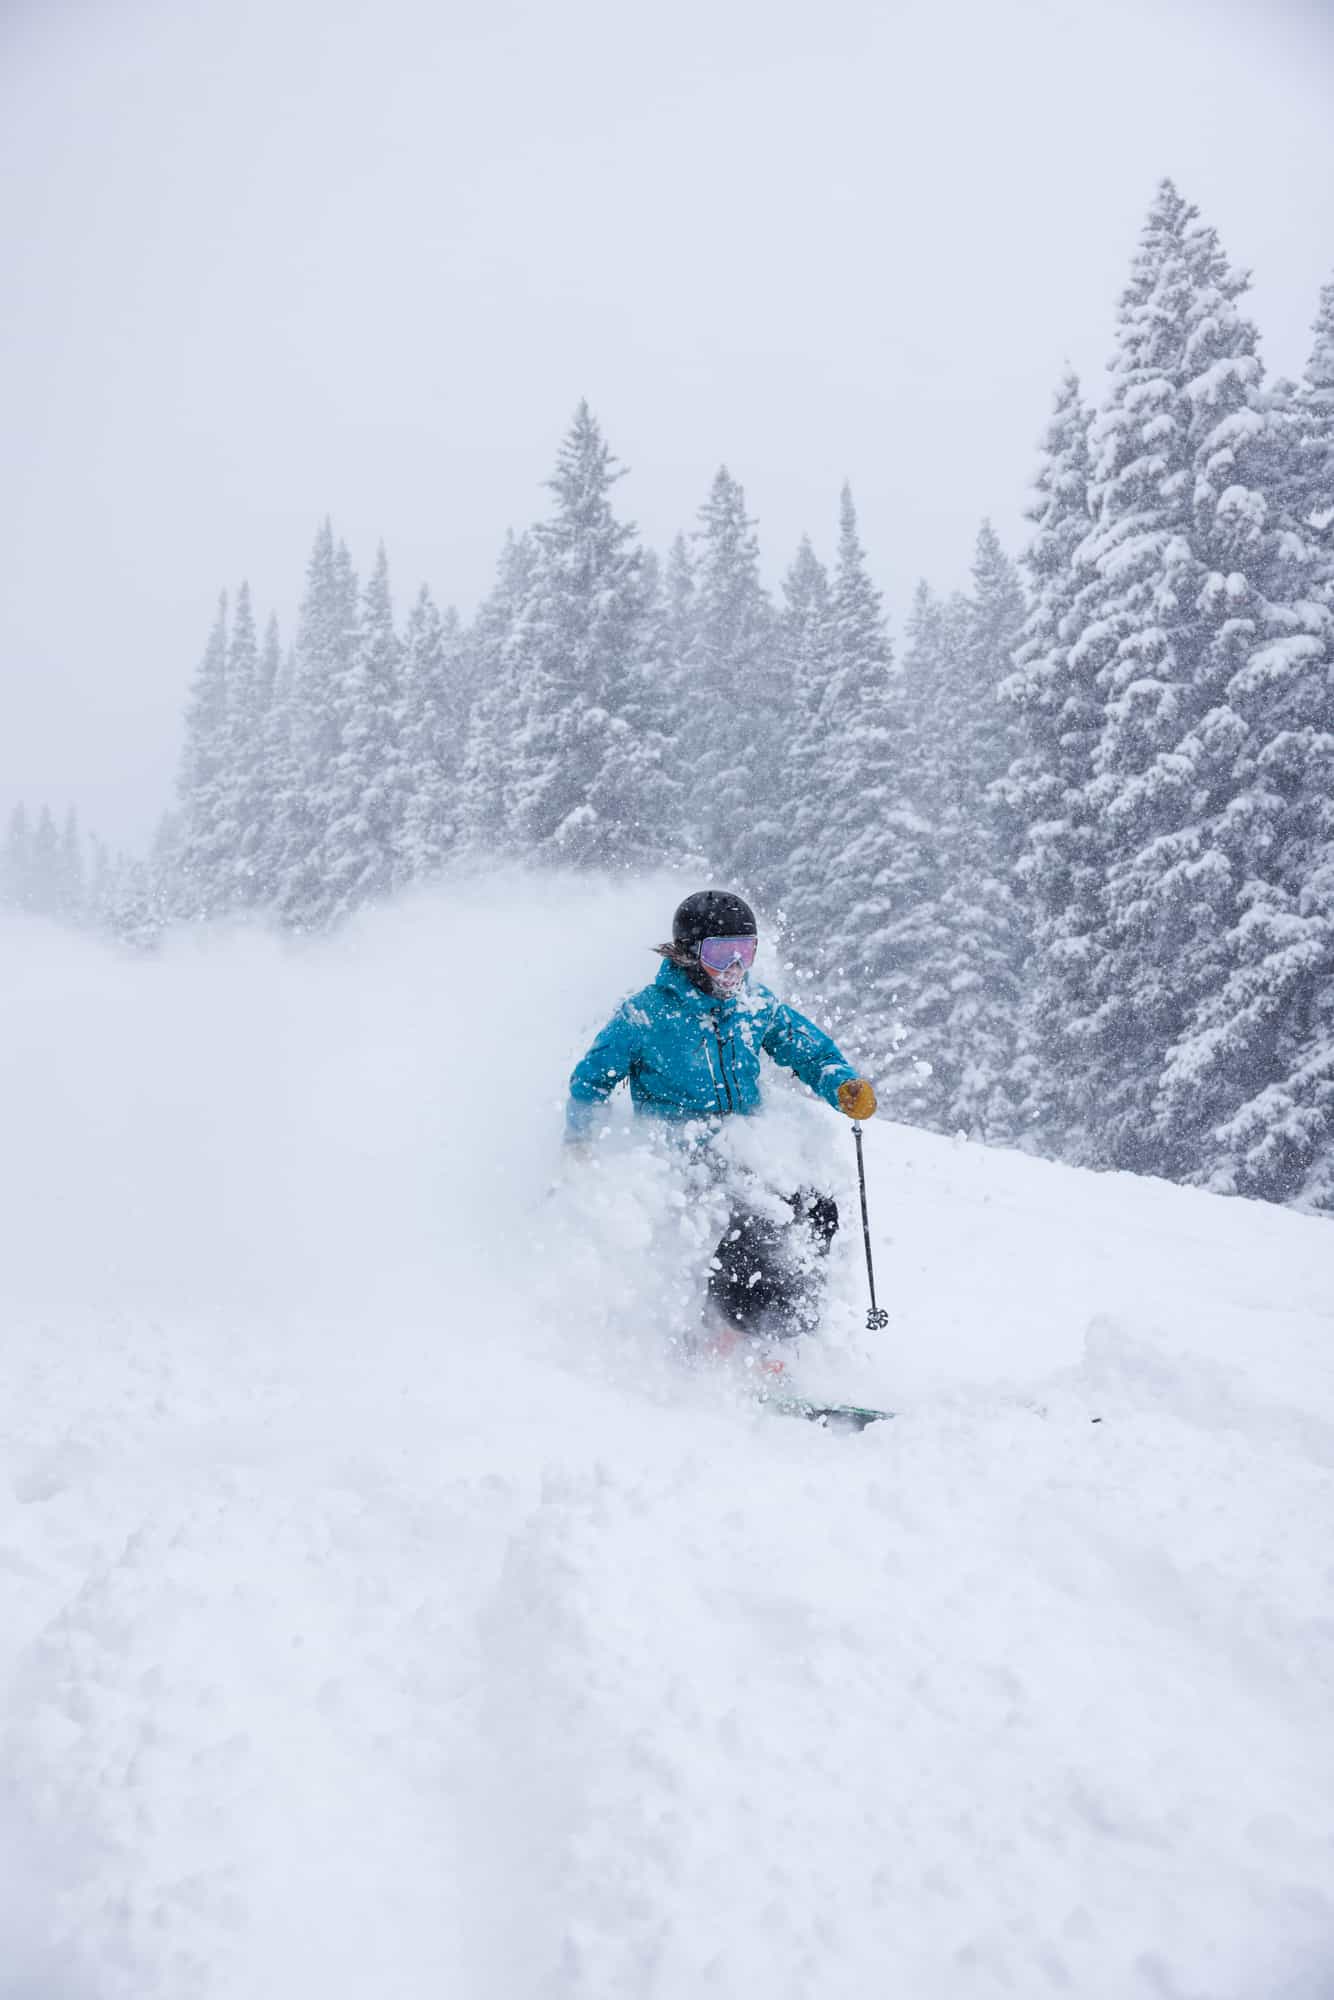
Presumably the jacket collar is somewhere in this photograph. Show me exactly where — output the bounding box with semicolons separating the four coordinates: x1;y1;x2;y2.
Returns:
655;957;748;1014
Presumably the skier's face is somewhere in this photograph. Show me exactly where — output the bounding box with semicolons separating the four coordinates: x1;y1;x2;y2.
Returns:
698;934;756;997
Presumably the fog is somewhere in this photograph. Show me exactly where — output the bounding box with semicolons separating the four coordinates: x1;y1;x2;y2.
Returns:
3;0;1333;846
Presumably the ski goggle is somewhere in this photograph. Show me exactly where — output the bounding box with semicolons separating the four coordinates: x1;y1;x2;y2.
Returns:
698;934;758;973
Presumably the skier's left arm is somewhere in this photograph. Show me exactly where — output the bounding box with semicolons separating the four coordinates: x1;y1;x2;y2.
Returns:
761;1001;876;1117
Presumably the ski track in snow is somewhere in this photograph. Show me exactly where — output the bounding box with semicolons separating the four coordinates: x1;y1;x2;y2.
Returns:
2;878;1333;1999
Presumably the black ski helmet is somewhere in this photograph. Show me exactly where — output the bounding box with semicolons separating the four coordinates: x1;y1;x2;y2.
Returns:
671;889;757;954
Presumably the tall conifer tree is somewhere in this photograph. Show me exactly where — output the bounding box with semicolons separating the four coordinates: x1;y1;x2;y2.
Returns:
879;585;963;1127
654;534;699;845
936;526;1027;1138
57;808;84;922
252;623;296;914
1155;276;1334;1201
28;806;63;917
177;594;231;919
223;581;265;911
807;490;906;1074
276;522;348;926
316;543;404;920
777;533;835;970
1293;278;1334;553
458;530;540;858
507;405;673;866
398;589;467;883
686;468;776;893
1001;371;1099;1142
1056;182;1329;1178
1;803;30;912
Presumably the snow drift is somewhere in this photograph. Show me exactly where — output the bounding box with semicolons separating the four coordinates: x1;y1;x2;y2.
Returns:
1;871;1333;1999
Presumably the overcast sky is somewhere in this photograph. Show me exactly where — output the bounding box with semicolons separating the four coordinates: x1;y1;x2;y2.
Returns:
3;0;1333;848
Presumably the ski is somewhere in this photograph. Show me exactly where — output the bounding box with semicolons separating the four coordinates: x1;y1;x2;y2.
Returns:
764;1395;893;1432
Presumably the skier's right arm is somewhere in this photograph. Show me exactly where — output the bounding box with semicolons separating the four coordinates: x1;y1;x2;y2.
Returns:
566;1006;638;1143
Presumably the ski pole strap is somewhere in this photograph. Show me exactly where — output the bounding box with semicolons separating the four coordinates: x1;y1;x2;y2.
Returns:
853;1123;889;1331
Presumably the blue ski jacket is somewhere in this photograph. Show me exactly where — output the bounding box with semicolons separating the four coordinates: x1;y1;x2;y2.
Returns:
566;958;858;1141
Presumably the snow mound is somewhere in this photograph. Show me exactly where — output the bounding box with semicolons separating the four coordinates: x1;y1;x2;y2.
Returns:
1;874;1332;1999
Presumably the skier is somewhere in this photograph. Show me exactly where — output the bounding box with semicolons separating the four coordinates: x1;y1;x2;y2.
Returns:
566;889;877;1357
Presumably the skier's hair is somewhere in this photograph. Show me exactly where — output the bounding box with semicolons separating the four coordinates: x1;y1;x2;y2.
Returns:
655;938;714;993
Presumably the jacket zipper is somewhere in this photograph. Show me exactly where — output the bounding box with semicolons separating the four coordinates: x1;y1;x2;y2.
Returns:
709;1019;735;1112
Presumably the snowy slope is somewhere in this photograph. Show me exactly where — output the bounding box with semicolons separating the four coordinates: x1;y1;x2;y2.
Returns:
2;874;1333;2000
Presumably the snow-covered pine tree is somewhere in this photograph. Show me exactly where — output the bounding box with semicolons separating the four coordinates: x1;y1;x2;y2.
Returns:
873;583;959;1129
684;467;776;894
26;805;63;918
936;524;1027;1139
878;534;1025;1142
1166;703;1334;1206
249;622;297;915
653;533;699;850
1063;181;1329;1182
1152;275;1334;1203
1273;280;1334;1210
86;833;113;928
317;542;405;922
274;522;350;927
775;533;834;977
87;843;125;934
804;489;909;1083
1;803;30;912
457;529;540;859
222;581;267;912
507;404;673;868
662;534;697;680
1293;277;1334;554
334;539;360;662
57;808;84;923
176;594;231;919
102;846;171;951
397;588;468;885
1000;371;1099;1148
581;594;683;875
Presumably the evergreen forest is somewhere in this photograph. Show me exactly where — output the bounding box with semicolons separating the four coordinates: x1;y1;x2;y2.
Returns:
6;181;1332;1211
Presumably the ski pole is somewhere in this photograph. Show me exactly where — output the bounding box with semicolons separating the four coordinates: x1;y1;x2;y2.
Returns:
852;1123;889;1331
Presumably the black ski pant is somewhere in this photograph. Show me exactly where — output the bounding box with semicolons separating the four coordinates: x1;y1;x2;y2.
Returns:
707;1190;839;1341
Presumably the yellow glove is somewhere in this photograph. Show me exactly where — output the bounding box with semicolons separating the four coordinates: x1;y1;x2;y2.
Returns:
837;1077;877;1119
